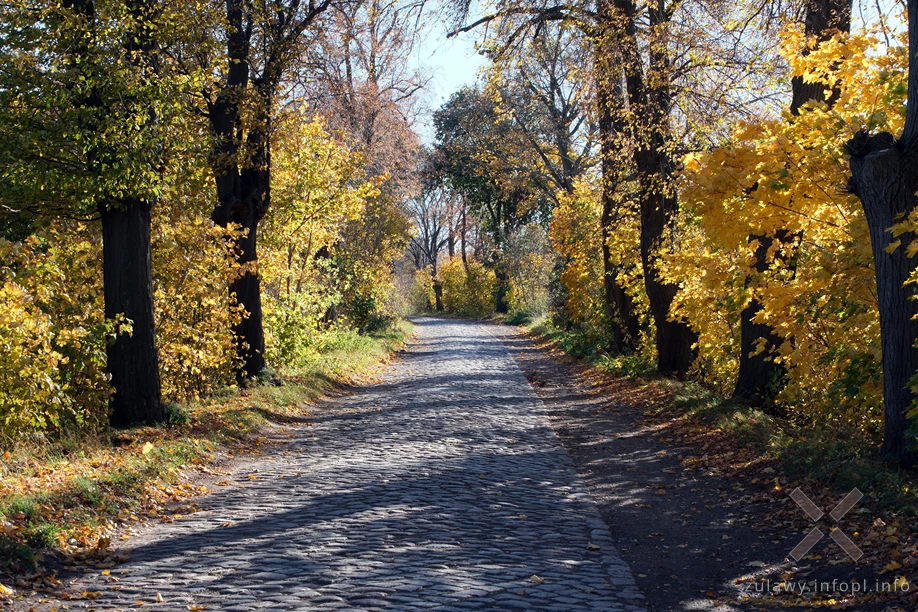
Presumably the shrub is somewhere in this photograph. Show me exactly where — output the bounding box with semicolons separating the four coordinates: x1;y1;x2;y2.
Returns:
0;225;114;436
440;256;496;317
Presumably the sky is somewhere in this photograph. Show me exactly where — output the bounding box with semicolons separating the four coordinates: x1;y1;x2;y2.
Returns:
412;10;488;143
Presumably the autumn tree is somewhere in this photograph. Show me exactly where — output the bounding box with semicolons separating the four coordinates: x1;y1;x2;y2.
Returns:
452;0;777;373
199;0;331;378
0;0;199;424
433;87;546;312
734;0;853;405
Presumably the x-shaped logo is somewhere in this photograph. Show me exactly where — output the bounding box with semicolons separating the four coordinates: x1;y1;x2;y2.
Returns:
789;487;863;562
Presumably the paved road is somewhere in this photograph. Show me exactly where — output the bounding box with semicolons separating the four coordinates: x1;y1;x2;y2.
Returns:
41;318;645;611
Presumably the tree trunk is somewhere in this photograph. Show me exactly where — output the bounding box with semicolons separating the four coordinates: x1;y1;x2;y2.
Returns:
733;234;785;404
207;4;270;379
610;0;697;375
594;11;641;354
849;130;918;466
63;0;164;425
639;184;697;374
495;266;509;314
433;279;444;312
601;198;640;353
211;163;269;378
460;207;468;268
101;200;164;426
734;0;851;402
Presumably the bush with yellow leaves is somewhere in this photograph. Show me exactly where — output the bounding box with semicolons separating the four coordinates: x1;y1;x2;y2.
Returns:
153;194;245;402
549;179;646;347
440;256;496;317
0;226;115;436
549;184;606;337
259;112;378;366
408;267;435;313
505;223;552;319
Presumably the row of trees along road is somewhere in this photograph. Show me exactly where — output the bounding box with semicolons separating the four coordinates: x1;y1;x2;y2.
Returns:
0;0;426;431
4;0;918;470
423;0;918;465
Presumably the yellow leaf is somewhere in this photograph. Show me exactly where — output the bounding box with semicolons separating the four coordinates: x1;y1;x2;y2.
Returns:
141;442;154;455
882;561;902;573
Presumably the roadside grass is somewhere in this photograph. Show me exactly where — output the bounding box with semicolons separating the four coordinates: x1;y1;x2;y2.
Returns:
0;320;413;581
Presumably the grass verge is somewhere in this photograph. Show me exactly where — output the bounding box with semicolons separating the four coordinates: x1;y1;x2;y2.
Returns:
0;320;412;587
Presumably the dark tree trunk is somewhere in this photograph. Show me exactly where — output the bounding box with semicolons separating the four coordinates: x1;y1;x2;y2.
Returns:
101;200;164;426
601;196;640;353
791;0;852;114
63;0;164;425
433;279;444;312
610;0;697;375
211;161;270;379
846;0;918;466
207;0;269;379
734;0;852;402
460;207;468;268
594;10;641;354
495;265;509;314
849;130;918;466
733;234;785;404
639;185;697;374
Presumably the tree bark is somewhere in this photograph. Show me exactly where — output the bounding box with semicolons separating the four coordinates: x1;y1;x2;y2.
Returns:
433;279;444;311
639;185;697;374
845;0;918;467
207;0;269;379
495;265;510;314
849;129;918;466
733;234;786;404
601;200;641;353
102;200;164;426
63;0;164;425
211;155;270;378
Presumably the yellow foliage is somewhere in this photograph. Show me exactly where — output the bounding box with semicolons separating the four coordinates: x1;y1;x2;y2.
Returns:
440;256;496;317
153;211;244;403
673;25;905;430
549;179;644;342
550;183;605;334
260;111;379;364
0;226;114;434
408;267;435;313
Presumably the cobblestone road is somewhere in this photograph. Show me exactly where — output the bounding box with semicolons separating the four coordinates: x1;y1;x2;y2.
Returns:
43;318;645;611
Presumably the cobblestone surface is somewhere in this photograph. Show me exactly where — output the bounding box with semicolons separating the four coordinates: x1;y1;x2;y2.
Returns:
39;318;645;611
